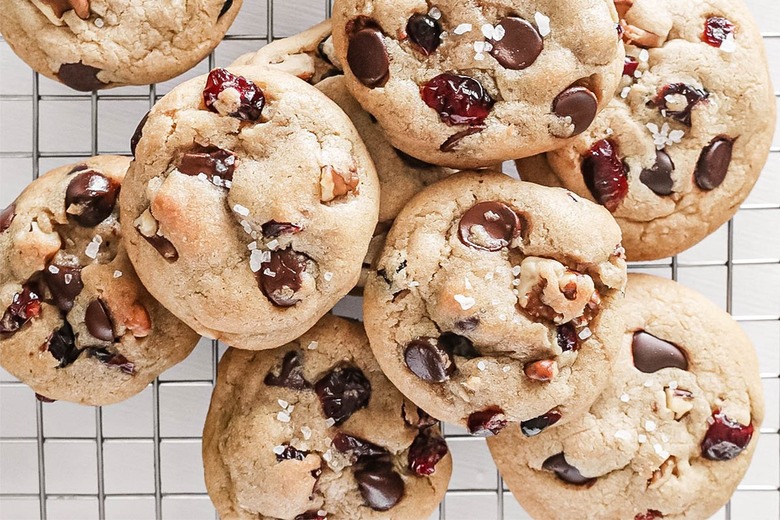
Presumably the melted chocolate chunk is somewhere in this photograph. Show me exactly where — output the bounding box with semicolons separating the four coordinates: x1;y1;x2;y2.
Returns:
346;19;390;88
314;365;371;425
0;285;42;334
458;201;521;251
542;453;595;485
354;459;405;511
467;406;508;436
87;348;135;374
632;332;688;373
332;433;387;460
261;221;302;238
47;322;81;368
258;249;309;307
0;203;16;233
264;351;312;390
406;13;442;56
404;338;454;383
556;322;579;352
35;393;56;403
650;83;709;126
489;17;543;70
130;111;150;157
440;125;485;152
43;264;83;313
553;86;598;136
520;410;562;437
694;137;733;191
57;62;108;92
178;148;236;183
439;332;479;358
141;234;179;261
65;170;120;227
85;299;114;341
218;0;233;17
394;148;435;169
275;444;310;462
640;150;675;196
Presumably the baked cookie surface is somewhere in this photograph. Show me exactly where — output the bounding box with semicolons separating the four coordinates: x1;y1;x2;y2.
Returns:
488;273;764;520
0;0;242;91
0;156;199;405
363;171;627;435
121;66;380;351
518;0;775;261
331;0;625;168
203;314;452;520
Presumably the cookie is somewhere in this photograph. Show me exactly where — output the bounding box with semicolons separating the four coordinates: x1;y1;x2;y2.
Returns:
120;66;380;351
233;22;456;289
363;171;627;435
330;0;625;168
0;157;200;405
203;314;452;519
517;0;775;261
0;0;241;91
488;273;764;520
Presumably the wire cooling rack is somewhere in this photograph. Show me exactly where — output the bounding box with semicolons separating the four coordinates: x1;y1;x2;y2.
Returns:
0;1;778;519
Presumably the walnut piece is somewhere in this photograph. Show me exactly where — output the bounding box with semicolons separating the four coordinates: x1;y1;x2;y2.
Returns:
320;165;358;202
516;257;597;324
124;302;152;338
32;0;90;25
664;387;694;420
133;209;158;238
524;360;559;382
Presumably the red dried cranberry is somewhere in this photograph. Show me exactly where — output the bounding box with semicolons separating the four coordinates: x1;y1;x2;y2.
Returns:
275;444;310;462
702;17;734;48
421;74;495;126
521;410;562;437
332;433;387;460
581;139;629;212
87;348;135;375
407;14;442;55
623;56;639;77
557;322;579;352
314;366;371;425
0;285;42;334
650;83;709;127
264;351;312;390
203;68;265;121
701;411;754;461
467;406;507;436
408;428;448;476
635;511;664;520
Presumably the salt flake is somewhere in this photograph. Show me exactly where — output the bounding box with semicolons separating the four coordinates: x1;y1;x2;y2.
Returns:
454;23;472;35
454;294;476;311
534;12;551;37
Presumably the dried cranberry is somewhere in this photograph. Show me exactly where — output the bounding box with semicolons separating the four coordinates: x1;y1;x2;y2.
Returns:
581;139;629;212
467;406;507;436
332;433;387;460
701;411;754;461
264;351;312;390
702;17;734;48
65;170;121;227
314;366;371;425
275;444;310;462
623;56;639;77
520;410;562;437
261;221;302;238
87;348;135;375
406;14;442;55
0;285;42;334
203;68;265;121
421;74;495;126
557;322;579;352
650;83;709;127
408;428;448;476
635;511;664;520
47;322;81;368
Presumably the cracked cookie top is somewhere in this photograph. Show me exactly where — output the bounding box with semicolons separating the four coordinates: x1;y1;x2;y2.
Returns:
203;314;452;520
0;0;242;90
363;171;627;435
517;0;775;261
120;66;380;351
0;156;199;405
331;0;625;168
488;273;764;520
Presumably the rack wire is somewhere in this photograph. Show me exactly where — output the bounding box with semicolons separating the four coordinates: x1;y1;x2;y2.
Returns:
0;0;778;518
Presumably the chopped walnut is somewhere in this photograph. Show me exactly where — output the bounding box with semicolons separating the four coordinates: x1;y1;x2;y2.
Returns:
133;209;158;238
621;22;665;48
648;456;680;488
664;387;694;420
320;165;358;202
124;302;152;338
524;360;559;382
32;0;90;25
516;257;597;324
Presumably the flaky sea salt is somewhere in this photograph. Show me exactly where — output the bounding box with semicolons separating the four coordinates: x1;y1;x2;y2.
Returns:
639;49;650;62
308;341;318;350
113;270;122;278
511;265;522;277
272;445;286;455
454;294;476;310
502;365;511;373
477;361;487;371
233;204;250;216
263;268;276;277
47;265;60;274
720;33;736;53
267;239;280;250
645;420;657;432
277;411;291;423
428;7;442;20
323;272;334;281
325;417;336;428
249;250;270;273
278;399;289;409
637;434;647;443
620;86;631;99
85;235;102;259
454;23;472;35
301;426;312;440
620;393;631;403
535;12;551;37
614;430;632;441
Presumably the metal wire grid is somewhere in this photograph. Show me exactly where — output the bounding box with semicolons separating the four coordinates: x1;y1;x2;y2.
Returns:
0;0;778;518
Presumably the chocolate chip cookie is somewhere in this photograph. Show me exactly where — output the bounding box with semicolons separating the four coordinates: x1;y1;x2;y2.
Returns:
0;0;241;91
203;314;452;519
121;66;380;351
0;156;199;405
363;171;627;436
488;273;764;520
517;0;775;261
331;0;625;168
233;21;456;289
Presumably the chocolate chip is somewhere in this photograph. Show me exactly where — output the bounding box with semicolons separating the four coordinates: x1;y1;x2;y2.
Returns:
650;83;709;126
394;149;435;169
354;459;405;511
489;17;543;70
295;511;327;520
258;249;309;307
439;332;479;358
404;338;455;383
520;410;562;437
556;322;579;352
35;393;56;403
87;348;135;374
406;13;442;56
43;264;83;313
640;150;675;196
542;453;595;485
47;322;81;368
68;164;89;175
440;125;485;152
458;201;521;251
0;285;42;334
261;221;302;238
85;299;114;341
65;170;120;227
553;86;598;136
467;406;507;436
0;203;16;233
332;433;387;460
178;148;236;183
347;22;390;88
275;444;310;462
264;351;312;390
635;510;664;520
218;0;233;17
314;365;371;425
632;331;688;373
695;137;733;191
57;62;108;92
455;317;480;332
140;234;179;262
130;111;149;157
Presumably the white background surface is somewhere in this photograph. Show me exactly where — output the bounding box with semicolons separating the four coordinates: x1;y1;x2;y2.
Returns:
0;1;778;519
